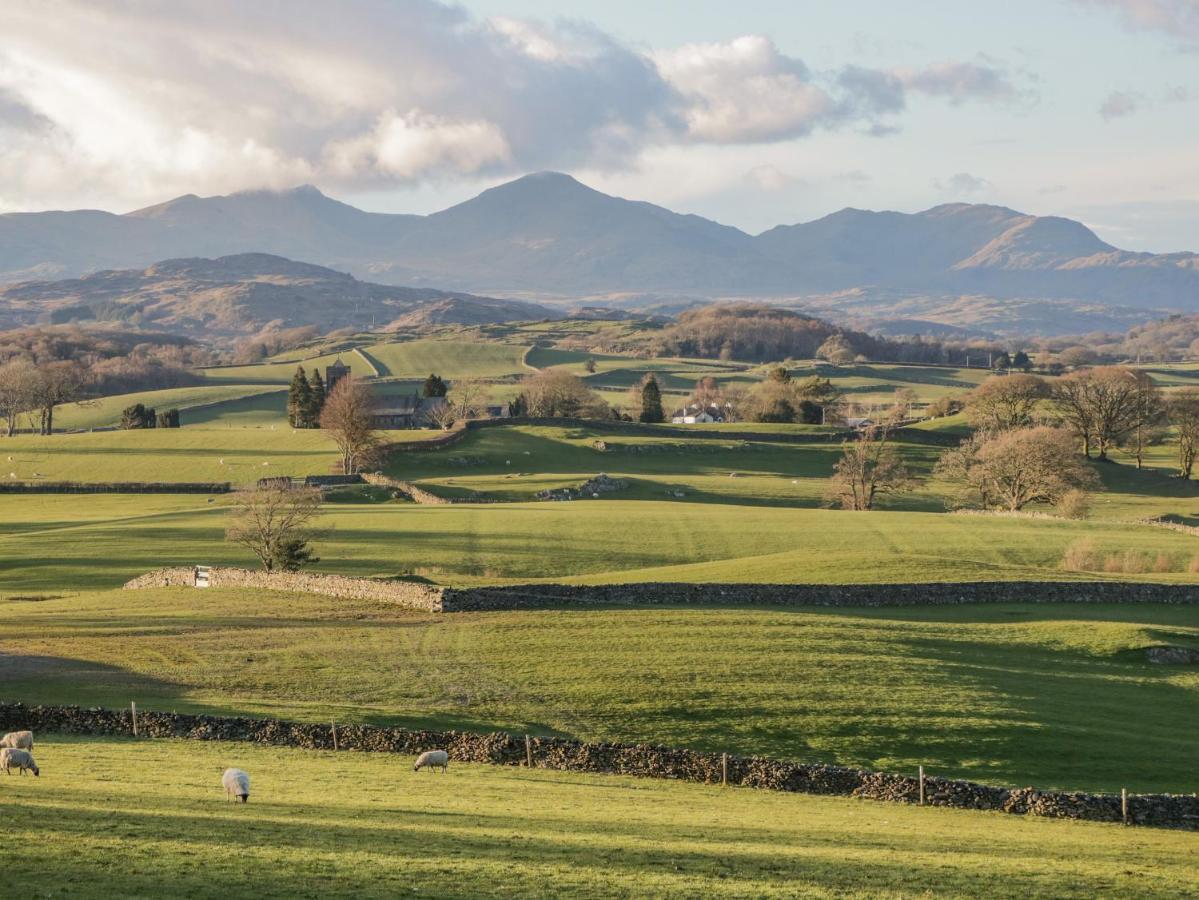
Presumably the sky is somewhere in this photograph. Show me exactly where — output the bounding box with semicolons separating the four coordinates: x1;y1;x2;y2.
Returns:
0;0;1196;250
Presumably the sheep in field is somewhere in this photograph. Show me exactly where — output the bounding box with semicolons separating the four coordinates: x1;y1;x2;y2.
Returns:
413;750;449;773
0;731;33;751
0;748;39;776
222;767;250;802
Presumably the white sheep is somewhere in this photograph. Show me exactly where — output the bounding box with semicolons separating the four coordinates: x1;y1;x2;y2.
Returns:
0;748;39;776
0;730;33;750
413;750;449;773
222;767;251;802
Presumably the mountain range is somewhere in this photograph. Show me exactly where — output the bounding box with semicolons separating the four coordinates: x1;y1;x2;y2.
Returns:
0;253;555;337
2;172;1197;335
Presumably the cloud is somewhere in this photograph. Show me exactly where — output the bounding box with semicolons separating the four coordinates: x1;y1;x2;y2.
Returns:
0;0;1027;209
934;172;992;194
1076;1;1199;42
744;164;805;191
1099;90;1145;118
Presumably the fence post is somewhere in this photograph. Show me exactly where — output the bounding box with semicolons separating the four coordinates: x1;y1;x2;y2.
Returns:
525;734;533;768
918;765;925;806
332;721;339;752
1122;788;1129;826
722;752;728;787
131;701;138;738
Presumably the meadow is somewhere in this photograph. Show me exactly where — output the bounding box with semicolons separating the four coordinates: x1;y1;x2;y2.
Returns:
4;737;1193;899
2;589;1197;793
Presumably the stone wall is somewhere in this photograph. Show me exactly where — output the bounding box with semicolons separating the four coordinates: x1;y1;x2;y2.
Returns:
1;702;1193;829
125;570;1199;612
362;473;455;505
440;580;1199;611
0;481;231;494
125;566;444;611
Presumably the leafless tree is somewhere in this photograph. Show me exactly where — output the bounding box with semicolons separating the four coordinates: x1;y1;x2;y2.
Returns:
936;426;1099;511
824;412;912;510
966;374;1049;431
1050;366;1143;459
1168;388;1199;479
0;359;39;436
225;485;322;572
519;370;609;418
446;376;488;421
319;376;381;475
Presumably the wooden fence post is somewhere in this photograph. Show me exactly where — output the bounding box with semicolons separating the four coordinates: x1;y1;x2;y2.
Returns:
722;752;728;787
525;734;533;768
131;701;138;738
1122;788;1129;826
332;721;339;752
918;765;925;806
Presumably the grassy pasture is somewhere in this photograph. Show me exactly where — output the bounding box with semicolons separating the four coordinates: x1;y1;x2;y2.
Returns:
1;590;1196;792
360;339;531;378
53;384;284;430
4;737;1193;899
4;493;1199;594
196;350;369;385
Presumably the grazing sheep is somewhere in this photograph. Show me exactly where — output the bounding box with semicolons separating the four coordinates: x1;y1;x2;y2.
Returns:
413;750;449;773
222;767;251;802
0;730;33;751
0;748;39;776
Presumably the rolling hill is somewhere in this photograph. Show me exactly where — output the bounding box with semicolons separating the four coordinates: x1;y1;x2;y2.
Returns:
0;252;556;337
3;173;1197;334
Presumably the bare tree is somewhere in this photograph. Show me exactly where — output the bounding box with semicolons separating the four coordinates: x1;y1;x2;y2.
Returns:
226;485;322;572
519;370;609;418
0;359;39;436
1168;388;1199;479
1050;366;1142;459
936;426;1099;511
319;376;381;475
824;414;912;510
1119;370;1165;469
446;376;488;421
966;374;1049;431
32;360;87;435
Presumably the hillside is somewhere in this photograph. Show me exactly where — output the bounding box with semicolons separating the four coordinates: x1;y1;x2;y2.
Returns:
2;174;1198;335
0;253;555;337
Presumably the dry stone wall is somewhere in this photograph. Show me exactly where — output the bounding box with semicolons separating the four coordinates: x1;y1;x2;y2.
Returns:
0;481;231;494
125;570;1199;612
2;701;1194;829
125;566;443;611
439;580;1199;611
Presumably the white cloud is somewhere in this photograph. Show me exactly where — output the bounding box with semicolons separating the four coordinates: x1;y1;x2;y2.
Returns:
0;0;1028;210
934;172;992;194
1076;0;1199;42
745;164;804;191
1099;90;1145;118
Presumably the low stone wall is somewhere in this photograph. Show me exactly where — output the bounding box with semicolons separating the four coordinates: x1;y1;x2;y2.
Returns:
1;701;1193;829
440;580;1199;611
124;566;443;611
0;481;231;494
125;570;1199;612
362;473;455;505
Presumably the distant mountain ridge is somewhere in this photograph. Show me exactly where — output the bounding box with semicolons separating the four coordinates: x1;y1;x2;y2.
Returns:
2;172;1197;331
0;253;556;337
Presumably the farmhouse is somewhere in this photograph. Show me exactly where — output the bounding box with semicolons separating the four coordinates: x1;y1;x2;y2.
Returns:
670;402;724;424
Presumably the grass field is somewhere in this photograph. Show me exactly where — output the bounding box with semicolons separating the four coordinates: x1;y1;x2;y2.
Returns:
3;737;1193;899
360;339;531;378
53;384;285;430
6;494;1199;593
197;350;371;385
2;589;1197;795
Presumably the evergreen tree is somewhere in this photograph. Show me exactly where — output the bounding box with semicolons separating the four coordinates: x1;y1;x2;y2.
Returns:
307;370;326;427
423;373;448;397
1012;350;1032;371
992;351;1013;371
288;367;313;428
639;376;665;424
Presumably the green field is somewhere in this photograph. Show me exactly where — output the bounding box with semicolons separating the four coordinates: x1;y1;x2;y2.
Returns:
54;384;284;430
2;589;1197;793
3;737;1192;899
197;350;372;385
360;339;531;378
6;494;1199;594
